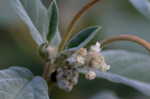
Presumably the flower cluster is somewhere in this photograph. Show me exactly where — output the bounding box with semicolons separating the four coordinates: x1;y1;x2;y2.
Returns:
67;42;110;79
49;42;110;91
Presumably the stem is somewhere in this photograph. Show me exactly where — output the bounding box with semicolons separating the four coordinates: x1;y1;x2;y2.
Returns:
42;61;54;96
101;34;150;52
59;0;101;51
42;62;50;80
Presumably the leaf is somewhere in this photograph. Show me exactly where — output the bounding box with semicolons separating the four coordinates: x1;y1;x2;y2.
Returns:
19;0;49;40
103;50;150;82
129;0;150;19
11;0;45;46
0;67;49;99
96;71;150;96
66;26;102;49
91;91;120;99
93;0;150;54
50;29;62;47
96;50;150;96
47;0;59;42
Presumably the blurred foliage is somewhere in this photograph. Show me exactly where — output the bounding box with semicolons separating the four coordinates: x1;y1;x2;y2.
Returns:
0;0;150;99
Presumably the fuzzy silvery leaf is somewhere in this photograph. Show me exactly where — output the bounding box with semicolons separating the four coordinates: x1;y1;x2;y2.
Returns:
0;67;49;99
96;50;150;96
11;0;45;46
130;0;150;19
19;0;49;40
66;26;102;49
91;91;120;99
96;71;150;96
94;0;150;54
47;0;60;43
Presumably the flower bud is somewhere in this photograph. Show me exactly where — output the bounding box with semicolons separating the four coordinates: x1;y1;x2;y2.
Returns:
85;71;96;80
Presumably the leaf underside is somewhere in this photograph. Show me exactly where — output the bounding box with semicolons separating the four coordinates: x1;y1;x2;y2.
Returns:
130;0;150;19
12;0;46;46
94;50;150;96
0;67;49;99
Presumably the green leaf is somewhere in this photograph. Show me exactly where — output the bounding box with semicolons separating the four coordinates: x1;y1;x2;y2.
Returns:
0;67;49;99
11;0;45;46
50;29;62;47
66;26;102;49
19;0;49;40
130;0;150;19
47;0;59;42
96;50;150;96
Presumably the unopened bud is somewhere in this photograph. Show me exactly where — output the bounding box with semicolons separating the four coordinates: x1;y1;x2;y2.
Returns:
85;71;96;80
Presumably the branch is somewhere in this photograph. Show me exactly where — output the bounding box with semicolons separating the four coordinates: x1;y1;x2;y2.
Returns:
101;34;150;52
42;62;50;80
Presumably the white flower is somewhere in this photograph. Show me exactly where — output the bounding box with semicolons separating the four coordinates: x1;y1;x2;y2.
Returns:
76;56;85;65
90;42;101;52
67;55;77;64
67;48;87;65
85;71;96;80
100;63;110;72
76;48;87;56
67;54;85;65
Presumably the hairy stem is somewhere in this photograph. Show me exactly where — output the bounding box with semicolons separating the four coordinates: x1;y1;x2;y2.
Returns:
43;62;50;80
101;34;150;52
59;0;101;51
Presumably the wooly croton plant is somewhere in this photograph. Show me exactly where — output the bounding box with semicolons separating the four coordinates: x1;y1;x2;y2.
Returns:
2;0;150;98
